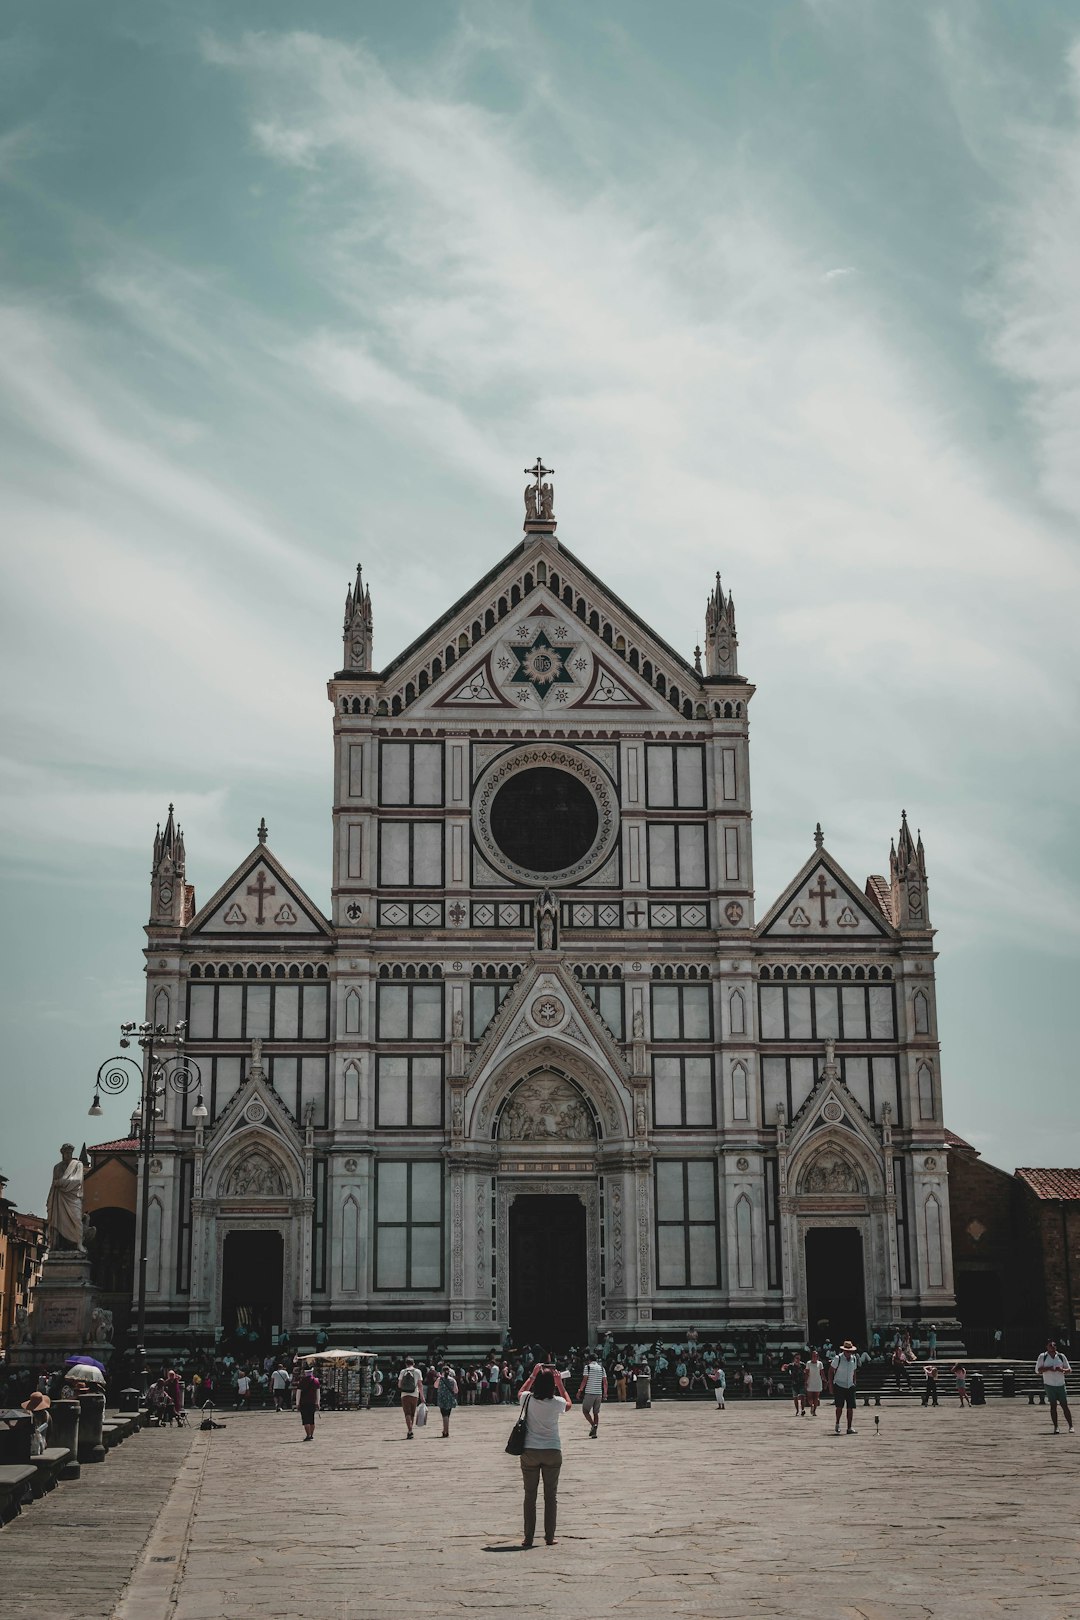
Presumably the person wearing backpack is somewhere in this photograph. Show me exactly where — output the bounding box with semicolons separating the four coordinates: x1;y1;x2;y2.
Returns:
397;1357;423;1438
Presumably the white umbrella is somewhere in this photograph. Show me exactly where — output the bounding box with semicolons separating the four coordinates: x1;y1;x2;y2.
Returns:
66;1363;106;1383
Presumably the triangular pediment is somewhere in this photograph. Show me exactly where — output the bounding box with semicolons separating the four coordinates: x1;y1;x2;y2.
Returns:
464;962;632;1094
374;539;709;723
187;845;331;940
757;848;893;941
203;1061;305;1196
786;1068;885;1191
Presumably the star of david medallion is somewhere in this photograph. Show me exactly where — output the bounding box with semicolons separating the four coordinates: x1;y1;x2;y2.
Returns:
509;630;576;698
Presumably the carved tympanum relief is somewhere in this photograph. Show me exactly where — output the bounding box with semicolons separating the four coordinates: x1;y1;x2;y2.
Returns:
498;1073;596;1142
798;1155;861;1195
223;1152;287;1198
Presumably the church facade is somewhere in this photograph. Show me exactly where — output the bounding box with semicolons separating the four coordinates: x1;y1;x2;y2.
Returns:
139;477;957;1349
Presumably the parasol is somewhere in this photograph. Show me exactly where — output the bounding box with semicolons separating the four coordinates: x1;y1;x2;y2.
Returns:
66;1363;106;1384
65;1355;106;1372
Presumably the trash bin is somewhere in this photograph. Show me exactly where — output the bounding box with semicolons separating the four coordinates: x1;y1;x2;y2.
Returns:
0;1410;32;1464
119;1387;141;1415
635;1373;652;1409
970;1373;986;1406
1001;1368;1016;1398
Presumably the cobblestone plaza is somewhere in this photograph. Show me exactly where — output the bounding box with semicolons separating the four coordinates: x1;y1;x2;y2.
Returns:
2;1400;1076;1620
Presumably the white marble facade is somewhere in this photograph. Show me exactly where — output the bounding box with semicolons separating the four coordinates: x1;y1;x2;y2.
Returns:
139;493;956;1348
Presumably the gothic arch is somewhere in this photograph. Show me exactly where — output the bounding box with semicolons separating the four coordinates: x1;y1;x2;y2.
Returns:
470;1040;630;1141
789;1131;883;1199
205;1128;301;1201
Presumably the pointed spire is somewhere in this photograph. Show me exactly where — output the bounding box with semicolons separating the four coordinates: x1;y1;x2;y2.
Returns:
814;822;824;851
891;810;930;930
343;564;374;671
705;572;738;677
257;816;268;846
150;802;186;926
694;645;702;675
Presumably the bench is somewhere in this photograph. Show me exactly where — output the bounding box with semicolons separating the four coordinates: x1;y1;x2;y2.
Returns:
0;1464;36;1524
29;1448;72;1499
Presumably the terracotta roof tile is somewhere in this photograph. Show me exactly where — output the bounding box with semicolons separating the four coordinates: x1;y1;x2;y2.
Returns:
88;1137;139;1154
1016;1167;1080;1200
944;1128;978;1153
864;874;895;925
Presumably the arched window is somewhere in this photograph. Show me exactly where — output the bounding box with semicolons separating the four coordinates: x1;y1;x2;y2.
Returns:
731;1061;749;1122
913;990;930;1035
917;1063;935;1121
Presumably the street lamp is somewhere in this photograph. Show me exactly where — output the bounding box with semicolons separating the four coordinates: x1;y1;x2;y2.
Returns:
90;1020;205;1359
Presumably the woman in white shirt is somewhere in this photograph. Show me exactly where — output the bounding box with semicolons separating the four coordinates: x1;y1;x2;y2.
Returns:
518;1368;569;1547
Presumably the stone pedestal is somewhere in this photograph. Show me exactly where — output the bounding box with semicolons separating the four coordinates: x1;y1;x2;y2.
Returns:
77;1394;106;1465
25;1252;96;1361
49;1400;82;1480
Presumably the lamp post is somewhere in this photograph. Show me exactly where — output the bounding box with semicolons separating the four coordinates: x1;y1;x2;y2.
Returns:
89;1021;205;1360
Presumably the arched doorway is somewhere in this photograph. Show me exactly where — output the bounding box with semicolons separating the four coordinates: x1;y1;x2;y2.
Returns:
221;1229;284;1350
509;1194;588;1348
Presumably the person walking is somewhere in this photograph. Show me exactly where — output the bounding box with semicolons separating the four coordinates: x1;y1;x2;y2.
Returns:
298;1367;320;1441
830;1340;858;1435
576;1354;607;1438
518;1368;568;1548
782;1352;806;1416
398;1357;423;1437
271;1363;291;1411
951;1362;969;1407
921;1362;939;1407
1035;1340;1073;1434
433;1364;458;1438
236;1368;250;1410
804;1350;823;1416
926;1324;938;1360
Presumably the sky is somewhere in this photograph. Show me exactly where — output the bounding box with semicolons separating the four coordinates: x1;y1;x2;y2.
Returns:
1;0;1078;1213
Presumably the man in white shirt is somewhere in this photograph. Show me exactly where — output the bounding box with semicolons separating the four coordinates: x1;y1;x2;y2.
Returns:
270;1364;292;1412
576;1356;608;1438
236;1370;250;1410
1035;1340;1073;1435
830;1339;858;1435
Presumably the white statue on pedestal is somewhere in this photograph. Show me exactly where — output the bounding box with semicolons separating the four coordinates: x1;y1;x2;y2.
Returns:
46;1143;84;1251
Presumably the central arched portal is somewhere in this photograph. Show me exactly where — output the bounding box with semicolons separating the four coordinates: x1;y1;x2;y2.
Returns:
509;1194;588;1347
221;1229;284;1348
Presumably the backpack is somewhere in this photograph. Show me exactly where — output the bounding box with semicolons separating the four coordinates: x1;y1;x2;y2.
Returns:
401;1369;418;1394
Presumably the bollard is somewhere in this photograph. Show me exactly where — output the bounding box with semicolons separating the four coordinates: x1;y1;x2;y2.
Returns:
49;1400;81;1480
78;1393;107;1464
119;1387;142;1416
1001;1368;1016;1398
635;1373;652;1410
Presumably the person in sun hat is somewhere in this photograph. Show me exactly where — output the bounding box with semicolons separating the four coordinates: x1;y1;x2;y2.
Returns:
21;1390;50;1454
830;1340;859;1435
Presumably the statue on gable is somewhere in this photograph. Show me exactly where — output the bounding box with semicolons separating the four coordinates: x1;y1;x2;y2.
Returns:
539;482;554;520
524;483;539;521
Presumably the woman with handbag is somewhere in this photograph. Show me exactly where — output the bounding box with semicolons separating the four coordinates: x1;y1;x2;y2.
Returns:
514;1368;568;1548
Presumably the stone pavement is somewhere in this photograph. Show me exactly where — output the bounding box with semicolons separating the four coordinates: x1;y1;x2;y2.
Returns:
0;1420;197;1620
4;1400;1079;1619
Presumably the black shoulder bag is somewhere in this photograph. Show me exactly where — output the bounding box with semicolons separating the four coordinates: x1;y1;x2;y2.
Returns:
505;1393;531;1456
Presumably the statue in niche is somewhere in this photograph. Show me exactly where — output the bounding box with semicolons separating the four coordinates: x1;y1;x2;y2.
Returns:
451;1009;464;1038
632;1009;645;1039
47;1143;84;1251
499;1075;597;1143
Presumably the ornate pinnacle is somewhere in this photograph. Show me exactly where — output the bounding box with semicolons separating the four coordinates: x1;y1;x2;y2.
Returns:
257;817;268;845
814;822;824;851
